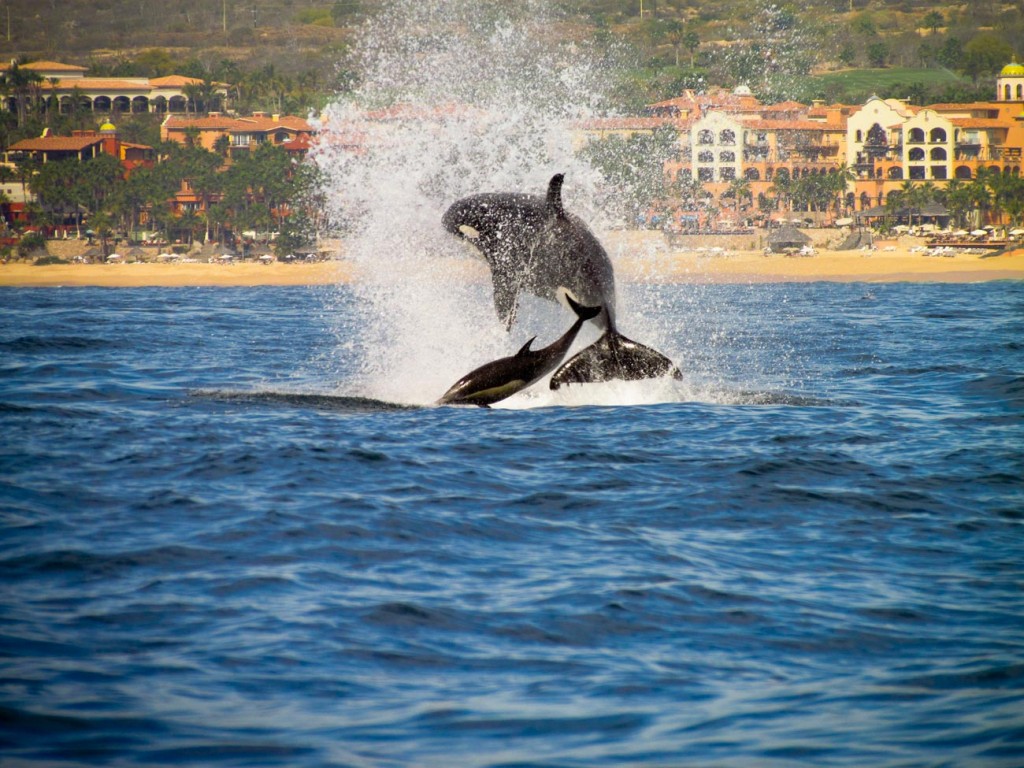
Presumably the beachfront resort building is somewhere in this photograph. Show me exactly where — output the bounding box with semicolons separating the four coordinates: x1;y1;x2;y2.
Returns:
0;60;228;115
5;122;154;171
573;59;1024;225
161;113;316;158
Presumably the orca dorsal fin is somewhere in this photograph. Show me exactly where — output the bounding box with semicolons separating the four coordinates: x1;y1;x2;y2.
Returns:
515;337;537;356
546;173;566;219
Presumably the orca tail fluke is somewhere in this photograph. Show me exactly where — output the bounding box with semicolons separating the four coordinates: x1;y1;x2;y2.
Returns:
549;329;681;390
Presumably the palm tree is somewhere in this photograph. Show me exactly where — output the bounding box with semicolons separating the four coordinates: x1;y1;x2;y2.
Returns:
938;178;972;229
0;60;44;128
827;165;856;218
969;169;995;227
683;30;700;68
662;20;685;68
1001;176;1024;228
721;177;752;222
182;83;202;115
769;172;793;215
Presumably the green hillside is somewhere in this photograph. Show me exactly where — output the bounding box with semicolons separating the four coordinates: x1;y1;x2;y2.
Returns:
0;0;1018;113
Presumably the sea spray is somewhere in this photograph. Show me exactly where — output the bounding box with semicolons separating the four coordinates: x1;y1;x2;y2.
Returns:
310;0;787;407
310;0;629;405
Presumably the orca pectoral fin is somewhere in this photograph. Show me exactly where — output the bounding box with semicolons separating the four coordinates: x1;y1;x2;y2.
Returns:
549;330;681;390
493;278;520;331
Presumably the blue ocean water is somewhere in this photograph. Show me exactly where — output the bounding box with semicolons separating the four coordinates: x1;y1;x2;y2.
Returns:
1;281;1022;767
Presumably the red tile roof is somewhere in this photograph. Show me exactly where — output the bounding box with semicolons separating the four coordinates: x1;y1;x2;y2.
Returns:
575;117;684;131
928;102;1002;111
149;75;207;87
2;60;87;73
163;115;313;133
281;134;313;151
41;78;151;91
10;136;101;151
742;118;838;131
949;118;1009;129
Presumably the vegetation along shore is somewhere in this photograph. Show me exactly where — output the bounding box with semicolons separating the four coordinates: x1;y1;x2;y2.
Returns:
1;2;1023;281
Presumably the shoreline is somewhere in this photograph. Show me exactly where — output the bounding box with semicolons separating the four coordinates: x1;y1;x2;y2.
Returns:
2;240;1023;289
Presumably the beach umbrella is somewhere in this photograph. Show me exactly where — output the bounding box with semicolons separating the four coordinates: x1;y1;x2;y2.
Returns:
106;253;122;262
970;229;987;236
954;229;969;236
1009;228;1024;236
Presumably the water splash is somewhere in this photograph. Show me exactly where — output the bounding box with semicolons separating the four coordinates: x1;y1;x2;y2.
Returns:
311;0;618;405
309;0;792;408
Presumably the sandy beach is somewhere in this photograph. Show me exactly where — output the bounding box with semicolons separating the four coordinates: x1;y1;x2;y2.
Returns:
2;234;1023;288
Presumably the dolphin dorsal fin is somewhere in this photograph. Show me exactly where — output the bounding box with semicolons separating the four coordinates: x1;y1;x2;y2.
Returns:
546;173;566;219
515;337;536;356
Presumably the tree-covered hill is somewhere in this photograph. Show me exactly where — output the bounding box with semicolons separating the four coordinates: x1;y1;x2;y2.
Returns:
0;0;1020;112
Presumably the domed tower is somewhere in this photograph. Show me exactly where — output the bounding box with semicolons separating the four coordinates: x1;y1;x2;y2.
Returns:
996;57;1024;102
99;121;119;158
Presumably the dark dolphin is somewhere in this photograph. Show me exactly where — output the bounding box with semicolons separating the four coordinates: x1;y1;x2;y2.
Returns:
438;295;601;407
442;173;680;387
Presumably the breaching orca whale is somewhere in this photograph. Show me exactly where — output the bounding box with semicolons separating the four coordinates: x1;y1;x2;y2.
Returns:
438;295;601;407
442;173;680;387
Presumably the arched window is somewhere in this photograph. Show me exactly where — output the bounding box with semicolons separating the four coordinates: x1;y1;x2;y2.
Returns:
698;151;714;163
888;167;903;179
860;192;871;208
112;96;130;113
955;166;972;179
930;147;947;161
720;151;735;162
745;168;760;180
775;168;790;182
855;129;862;142
93;95;111;113
1006;85;1013;100
698;129;714;145
719;129;736;145
929;128;946;143
909;147;925;161
1018;85;1023;99
908;128;925;143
